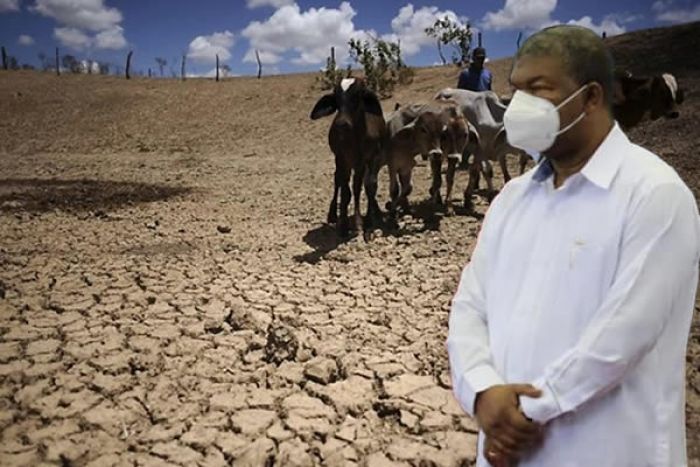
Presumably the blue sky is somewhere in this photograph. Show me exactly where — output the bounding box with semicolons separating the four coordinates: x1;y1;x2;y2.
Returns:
1;0;699;76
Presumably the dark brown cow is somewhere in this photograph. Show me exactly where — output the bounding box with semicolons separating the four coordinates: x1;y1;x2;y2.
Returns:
310;78;386;238
613;70;684;130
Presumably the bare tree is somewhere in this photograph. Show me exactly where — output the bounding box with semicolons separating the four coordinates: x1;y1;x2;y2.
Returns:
425;16;472;65
155;57;166;77
126;50;133;79
62;54;80;73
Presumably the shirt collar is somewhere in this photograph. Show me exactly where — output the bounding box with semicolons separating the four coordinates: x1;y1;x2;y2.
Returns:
530;123;627;190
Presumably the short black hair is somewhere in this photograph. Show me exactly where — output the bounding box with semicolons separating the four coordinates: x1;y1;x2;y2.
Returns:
516;25;615;107
472;47;486;58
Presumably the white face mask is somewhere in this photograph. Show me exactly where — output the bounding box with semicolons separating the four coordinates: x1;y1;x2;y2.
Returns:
504;84;589;153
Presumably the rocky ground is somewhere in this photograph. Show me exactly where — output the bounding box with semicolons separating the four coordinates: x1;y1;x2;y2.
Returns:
1;22;699;467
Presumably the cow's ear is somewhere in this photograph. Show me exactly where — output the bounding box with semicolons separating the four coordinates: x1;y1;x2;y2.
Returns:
363;92;384;117
310;94;337;120
677;88;685;104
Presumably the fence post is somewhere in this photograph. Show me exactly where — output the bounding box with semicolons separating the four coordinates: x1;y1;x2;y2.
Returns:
256;49;262;79
126;50;133;79
55;47;60;76
1;46;7;71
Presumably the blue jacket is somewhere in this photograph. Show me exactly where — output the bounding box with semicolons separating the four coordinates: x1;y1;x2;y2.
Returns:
457;67;492;92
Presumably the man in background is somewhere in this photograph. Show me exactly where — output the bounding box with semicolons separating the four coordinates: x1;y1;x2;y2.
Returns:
457;47;492;92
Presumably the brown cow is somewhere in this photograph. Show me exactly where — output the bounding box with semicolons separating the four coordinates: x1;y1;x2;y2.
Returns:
428;106;477;216
310;78;387;238
384;103;474;221
384;104;444;225
613;70;684;130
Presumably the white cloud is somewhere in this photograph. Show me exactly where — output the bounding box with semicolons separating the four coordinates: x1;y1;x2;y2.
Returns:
187;30;235;64
566;16;625;36
246;0;293;8
0;0;19;12
383;4;469;56
653;1;700;24
241;2;368;66
32;0;127;50
32;0;121;31
95;25;126;49
482;0;557;31
18;34;35;45
54;27;92;50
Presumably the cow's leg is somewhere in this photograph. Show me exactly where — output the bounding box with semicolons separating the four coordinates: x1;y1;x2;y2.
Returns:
464;156;481;211
351;162;365;232
386;162;400;228
429;155;443;206
445;157;458;216
364;158;383;230
519;152;529;175
482;158;496;201
327;155;341;224
337;164;352;238
500;152;511;183
398;168;413;213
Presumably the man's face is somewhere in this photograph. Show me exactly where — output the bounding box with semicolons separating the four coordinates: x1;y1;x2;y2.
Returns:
508;54;590;160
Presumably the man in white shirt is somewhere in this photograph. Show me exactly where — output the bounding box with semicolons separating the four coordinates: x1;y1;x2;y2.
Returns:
447;25;700;466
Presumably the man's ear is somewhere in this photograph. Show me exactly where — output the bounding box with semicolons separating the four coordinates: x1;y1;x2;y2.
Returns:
310;94;337;120
585;82;606;112
363;91;384;117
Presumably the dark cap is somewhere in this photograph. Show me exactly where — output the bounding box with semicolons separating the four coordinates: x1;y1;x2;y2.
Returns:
472;47;486;58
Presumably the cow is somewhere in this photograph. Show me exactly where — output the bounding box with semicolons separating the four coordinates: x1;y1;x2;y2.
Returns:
612;70;684;130
384;103;475;220
434;88;528;208
310;78;387;238
384;104;444;224
428;106;476;216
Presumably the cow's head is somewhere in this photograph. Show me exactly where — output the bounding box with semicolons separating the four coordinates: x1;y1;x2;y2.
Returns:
650;73;683;120
615;71;684;122
440;106;470;163
310;78;384;120
396;111;444;161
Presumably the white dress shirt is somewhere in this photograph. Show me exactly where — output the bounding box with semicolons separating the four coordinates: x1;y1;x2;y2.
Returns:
447;123;700;467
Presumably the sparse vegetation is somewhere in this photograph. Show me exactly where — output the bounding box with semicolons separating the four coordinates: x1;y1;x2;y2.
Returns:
425;16;473;65
316;46;352;90
347;36;414;99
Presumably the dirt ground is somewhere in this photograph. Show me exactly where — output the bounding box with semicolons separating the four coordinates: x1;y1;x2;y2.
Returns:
1;22;699;466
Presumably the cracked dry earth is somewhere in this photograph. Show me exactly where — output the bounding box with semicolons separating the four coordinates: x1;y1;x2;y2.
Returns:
1;60;699;466
0;71;492;466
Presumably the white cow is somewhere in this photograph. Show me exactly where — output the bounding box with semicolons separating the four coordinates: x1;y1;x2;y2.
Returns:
434;88;529;208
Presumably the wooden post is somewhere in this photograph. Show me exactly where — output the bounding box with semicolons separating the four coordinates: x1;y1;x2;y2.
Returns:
478;32;482;48
256;49;262;79
148;68;152;78
126;50;133;79
55;47;60;76
602;31;607;39
1;46;7;71
216;54;219;82
181;54;186;81
516;32;523;50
